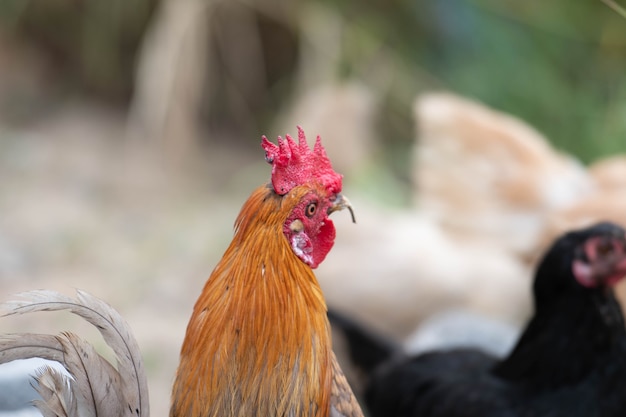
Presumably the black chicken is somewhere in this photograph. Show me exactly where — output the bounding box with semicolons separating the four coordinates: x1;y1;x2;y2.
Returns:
330;222;626;417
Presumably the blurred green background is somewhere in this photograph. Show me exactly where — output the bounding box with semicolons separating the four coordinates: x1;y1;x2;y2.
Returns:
0;0;624;165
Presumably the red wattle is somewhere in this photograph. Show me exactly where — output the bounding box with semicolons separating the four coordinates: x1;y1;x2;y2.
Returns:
310;219;336;269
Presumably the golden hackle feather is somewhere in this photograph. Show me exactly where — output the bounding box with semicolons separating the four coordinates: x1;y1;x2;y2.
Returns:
171;184;334;417
0;290;149;417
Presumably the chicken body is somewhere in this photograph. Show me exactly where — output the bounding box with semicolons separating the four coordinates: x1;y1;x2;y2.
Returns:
171;181;361;416
334;222;626;417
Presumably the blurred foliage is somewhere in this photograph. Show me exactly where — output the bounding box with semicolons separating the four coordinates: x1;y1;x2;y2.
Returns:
321;0;626;163
0;0;157;103
0;0;625;163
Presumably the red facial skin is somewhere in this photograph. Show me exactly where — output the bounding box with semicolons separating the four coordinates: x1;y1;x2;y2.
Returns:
573;236;626;288
283;189;337;269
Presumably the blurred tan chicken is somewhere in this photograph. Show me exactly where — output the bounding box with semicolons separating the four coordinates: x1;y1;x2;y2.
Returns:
320;92;626;342
541;155;626;241
413;93;594;258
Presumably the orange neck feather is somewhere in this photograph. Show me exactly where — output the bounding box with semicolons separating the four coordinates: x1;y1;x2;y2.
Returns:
171;185;332;417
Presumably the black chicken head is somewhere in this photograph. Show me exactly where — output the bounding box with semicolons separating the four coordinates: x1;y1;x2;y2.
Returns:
533;222;626;308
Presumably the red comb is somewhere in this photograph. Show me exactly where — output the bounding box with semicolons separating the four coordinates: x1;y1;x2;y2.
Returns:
261;126;342;196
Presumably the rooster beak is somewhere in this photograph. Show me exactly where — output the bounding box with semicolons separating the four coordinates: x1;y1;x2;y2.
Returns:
329;194;356;224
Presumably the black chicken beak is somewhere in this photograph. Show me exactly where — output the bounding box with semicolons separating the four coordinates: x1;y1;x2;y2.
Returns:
329;194;356;224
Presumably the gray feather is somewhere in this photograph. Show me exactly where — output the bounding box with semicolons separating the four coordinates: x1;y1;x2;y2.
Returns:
33;365;78;417
0;290;149;417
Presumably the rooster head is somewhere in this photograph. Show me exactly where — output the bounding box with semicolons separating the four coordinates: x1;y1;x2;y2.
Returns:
261;126;354;268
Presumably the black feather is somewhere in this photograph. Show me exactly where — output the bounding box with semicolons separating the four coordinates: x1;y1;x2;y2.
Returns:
327;309;400;375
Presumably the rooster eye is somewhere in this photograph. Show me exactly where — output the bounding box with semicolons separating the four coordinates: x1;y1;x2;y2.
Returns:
305;202;317;218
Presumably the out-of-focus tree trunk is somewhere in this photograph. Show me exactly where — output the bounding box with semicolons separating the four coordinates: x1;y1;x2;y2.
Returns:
127;0;212;164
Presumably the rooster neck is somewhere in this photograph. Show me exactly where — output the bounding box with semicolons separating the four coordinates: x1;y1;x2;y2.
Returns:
171;186;333;417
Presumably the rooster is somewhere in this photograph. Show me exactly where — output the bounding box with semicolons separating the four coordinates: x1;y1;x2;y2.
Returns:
0;127;363;417
170;127;361;417
332;222;626;417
